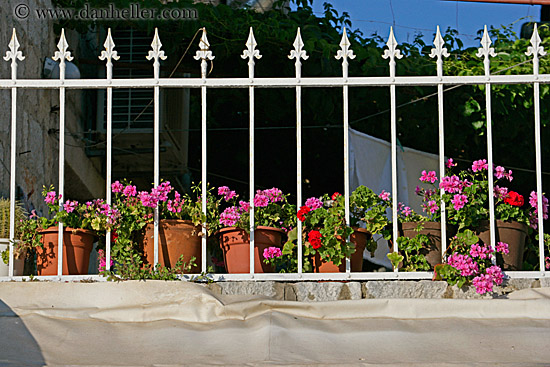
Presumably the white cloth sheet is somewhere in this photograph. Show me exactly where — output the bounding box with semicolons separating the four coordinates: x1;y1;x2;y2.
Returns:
349;128;440;268
1;282;550;366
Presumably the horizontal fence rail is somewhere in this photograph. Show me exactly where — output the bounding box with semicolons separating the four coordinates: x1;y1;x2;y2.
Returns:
1;24;549;281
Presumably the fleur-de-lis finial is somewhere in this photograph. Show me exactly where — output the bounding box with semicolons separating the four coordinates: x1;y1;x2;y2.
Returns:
146;28;167;63
193;28;215;78
476;25;496;60
429;26;450;60
335;27;356;62
241;27;262;64
382;27;403;61
194;28;215;62
288;28;309;63
52;29;73;63
99;28;120;66
3;28;25;64
526;23;546;58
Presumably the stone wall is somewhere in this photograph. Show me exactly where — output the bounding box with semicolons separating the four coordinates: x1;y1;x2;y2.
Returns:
203;278;549;301
0;0;104;216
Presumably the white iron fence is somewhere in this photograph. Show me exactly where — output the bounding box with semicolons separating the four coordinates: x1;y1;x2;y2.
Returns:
1;24;549;281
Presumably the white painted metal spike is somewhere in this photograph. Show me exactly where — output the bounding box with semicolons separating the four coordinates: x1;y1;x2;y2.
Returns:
4;28;25;64
335;28;356;61
53;29;73;63
194;27;215;61
382;27;403;61
146;28;167;62
476;25;496;60
146;28;167;80
194;28;215;78
429;26;450;60
526;23;546;58
241;27;262;62
288;28;309;78
99;29;120;65
288;28;309;62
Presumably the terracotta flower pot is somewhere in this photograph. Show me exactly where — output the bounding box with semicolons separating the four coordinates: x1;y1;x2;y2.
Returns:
218;226;284;274
400;221;453;268
141;219;202;273
0;238;25;276
312;228;370;273
476;220;528;271
36;227;95;275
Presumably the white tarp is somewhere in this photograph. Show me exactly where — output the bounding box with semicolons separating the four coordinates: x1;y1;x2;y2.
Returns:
1;281;550;366
349;128;440;268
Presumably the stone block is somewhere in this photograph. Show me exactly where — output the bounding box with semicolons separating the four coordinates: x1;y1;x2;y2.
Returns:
291;282;362;302
539;278;550;288
497;278;537;294
447;284;495;299
363;280;448;299
216;281;284;300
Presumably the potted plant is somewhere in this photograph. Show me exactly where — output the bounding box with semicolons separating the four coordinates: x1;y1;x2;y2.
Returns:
18;186;113;275
264;186;392;273
386;205;434;271
439;159;546;270
435;229;509;295
214;186;296;274
111;180;203;274
349;186;392;255
0;198;26;276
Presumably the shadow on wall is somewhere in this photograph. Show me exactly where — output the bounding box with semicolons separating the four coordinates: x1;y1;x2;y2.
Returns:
0;299;45;365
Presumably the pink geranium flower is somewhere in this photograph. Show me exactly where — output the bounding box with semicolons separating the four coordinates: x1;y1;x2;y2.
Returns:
419;170;438;184
472;159;488;172
451;194;468;211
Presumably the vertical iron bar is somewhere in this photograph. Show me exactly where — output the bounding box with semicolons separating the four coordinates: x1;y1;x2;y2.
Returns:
390;82;398;272
201;84;207;273
477;27;497;261
438;83;446;260
146;28;166;268
8;87;16;278
193;28;213;274
382;28;402;273
153;84;160;267
5;29;24;278
57;86;65;277
430;26;449;262
99;28;119;272
106;86;112;271
289;29;308;275
486;85;496;257
534;80;545;272
296;85;303;274
249;85;255;276
344;81;351;274
527;25;547;272
52;29;72;278
336;29;355;275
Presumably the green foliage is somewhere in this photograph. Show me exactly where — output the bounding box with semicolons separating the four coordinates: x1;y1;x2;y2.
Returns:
101;254;199;281
349;186;390;234
386;252;403;270
0;199;26;238
392;234;431;272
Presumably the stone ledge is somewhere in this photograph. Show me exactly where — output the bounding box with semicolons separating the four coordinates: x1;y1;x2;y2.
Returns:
200;278;542;301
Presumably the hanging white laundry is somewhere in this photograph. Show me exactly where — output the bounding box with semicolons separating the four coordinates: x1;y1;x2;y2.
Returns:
349;128;440;268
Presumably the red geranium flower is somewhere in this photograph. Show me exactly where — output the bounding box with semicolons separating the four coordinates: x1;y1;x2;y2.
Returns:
331;192;341;200
504;191;524;207
308;230;322;249
297;206;311;222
